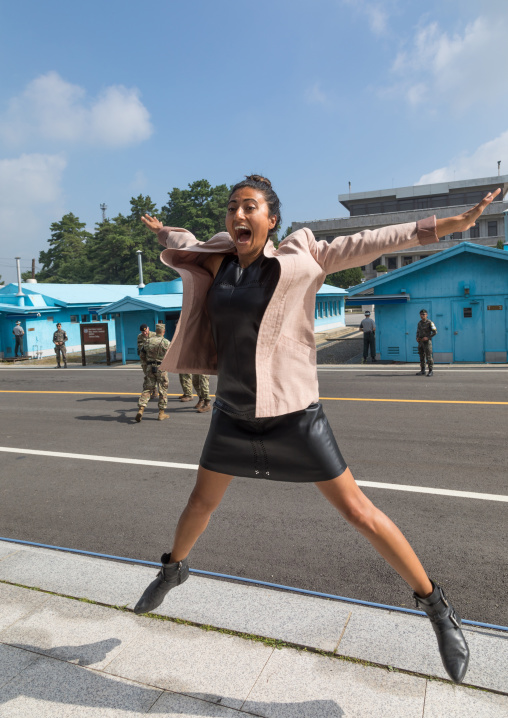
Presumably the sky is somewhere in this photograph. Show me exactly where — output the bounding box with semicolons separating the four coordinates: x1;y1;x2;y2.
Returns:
1;0;507;283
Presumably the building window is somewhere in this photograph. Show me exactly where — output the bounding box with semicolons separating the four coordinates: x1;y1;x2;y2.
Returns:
403;256;412;266
81;314;88;322
415;198;429;209
387;257;397;270
326;235;334;243
487;221;498;237
70;315;78;323
91;314;99;321
47;316;54;321
451;232;462;240
383;201;397;213
463;308;473;318
469;224;480;238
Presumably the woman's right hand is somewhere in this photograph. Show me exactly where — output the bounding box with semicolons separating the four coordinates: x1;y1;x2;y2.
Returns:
141;213;163;234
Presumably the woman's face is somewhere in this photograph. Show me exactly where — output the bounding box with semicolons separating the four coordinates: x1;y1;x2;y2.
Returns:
226;187;277;266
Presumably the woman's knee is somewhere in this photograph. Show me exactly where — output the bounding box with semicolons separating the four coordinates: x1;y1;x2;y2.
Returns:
340;495;379;534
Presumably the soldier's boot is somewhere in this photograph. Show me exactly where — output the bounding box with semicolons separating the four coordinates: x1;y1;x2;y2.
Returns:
134;553;189;615
197;399;212;413
158;410;170;421
56;363;61;368
427;369;434;377
194;398;204;410
416;366;426;375
179;394;192;402
135;406;145;423
64;361;67;368
414;581;469;683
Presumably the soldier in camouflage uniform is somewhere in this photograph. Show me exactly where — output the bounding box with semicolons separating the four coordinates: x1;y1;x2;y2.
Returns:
178;373;211;412
136;324;170;422
53;323;68;368
137;324;157;399
416;309;437;377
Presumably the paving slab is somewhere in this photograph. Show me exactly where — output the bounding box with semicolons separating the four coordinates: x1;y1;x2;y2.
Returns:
0;594;147;670
0;546;152;606
148;691;245;716
0;581;51;632
0;542;22;560
133;573;352;652
243;647;426;718
337;604;508;692
104;618;273;711
0;643;40;690
0;653;163;717
337;605;447;678
423;680;508;718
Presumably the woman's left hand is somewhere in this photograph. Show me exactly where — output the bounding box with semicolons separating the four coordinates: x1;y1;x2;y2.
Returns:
436;188;501;238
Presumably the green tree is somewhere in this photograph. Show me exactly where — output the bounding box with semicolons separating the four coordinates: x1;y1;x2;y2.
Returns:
496;239;504;249
325;267;364;289
160;179;230;241
35;213;93;283
86;195;178;284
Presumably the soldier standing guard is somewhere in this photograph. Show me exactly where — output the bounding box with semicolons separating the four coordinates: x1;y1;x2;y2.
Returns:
53;323;68;368
137;324;157;399
178;374;212;412
136;323;170;422
416;309;437;377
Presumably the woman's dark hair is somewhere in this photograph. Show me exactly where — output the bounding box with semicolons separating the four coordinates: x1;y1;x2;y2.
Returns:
229;175;281;236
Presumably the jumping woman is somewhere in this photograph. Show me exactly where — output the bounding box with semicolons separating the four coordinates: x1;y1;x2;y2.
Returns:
135;175;501;684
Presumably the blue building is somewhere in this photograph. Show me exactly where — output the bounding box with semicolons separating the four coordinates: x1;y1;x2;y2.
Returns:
0;276;347;363
346;243;508;363
100;280;347;364
0;283;139;359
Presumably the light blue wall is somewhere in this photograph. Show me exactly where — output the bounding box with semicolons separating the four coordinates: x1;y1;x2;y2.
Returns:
314;295;346;329
373;253;508;362
0;310;117;358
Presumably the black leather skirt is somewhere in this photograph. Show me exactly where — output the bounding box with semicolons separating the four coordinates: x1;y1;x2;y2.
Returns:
200;402;347;482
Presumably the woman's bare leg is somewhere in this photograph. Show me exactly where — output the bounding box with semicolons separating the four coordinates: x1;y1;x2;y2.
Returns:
170;465;234;562
316;467;432;597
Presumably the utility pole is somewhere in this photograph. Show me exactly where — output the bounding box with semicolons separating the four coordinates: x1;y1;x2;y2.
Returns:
100;203;107;221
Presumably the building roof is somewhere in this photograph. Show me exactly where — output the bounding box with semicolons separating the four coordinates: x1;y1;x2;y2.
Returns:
339;174;508;212
317;285;347;296
0;283;140;306
347;243;508;296
98;294;183;314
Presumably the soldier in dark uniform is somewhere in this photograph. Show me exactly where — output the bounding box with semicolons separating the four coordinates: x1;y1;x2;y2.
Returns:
416;309;437;377
53;323;68;368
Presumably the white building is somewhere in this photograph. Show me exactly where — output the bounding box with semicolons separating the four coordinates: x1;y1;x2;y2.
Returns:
292;175;508;280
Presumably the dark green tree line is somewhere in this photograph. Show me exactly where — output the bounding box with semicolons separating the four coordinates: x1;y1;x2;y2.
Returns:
24;179;232;284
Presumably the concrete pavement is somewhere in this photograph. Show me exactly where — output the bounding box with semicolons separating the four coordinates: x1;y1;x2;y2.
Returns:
1;539;507;717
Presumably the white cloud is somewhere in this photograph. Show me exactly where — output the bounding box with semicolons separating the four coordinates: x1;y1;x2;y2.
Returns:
305;82;329;106
0;153;66;206
0;153;67;279
0;72;153;147
342;0;389;36
416;128;508;184
391;10;508;111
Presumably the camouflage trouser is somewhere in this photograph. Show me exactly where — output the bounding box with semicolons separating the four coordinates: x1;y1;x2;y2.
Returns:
418;339;433;370
179;373;210;400
139;369;168;410
55;345;67;364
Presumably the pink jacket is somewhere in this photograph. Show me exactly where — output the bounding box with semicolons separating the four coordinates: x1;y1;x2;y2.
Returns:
157;217;438;417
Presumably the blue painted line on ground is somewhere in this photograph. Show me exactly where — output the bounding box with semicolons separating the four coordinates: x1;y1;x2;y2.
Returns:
1;536;506;633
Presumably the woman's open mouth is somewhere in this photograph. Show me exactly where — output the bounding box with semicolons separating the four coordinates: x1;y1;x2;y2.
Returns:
235;225;252;244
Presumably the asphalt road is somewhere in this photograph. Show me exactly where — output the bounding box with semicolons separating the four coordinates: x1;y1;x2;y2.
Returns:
0;364;507;626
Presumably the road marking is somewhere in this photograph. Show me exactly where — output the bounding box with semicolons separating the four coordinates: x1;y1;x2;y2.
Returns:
1;446;507;502
0;390;506;405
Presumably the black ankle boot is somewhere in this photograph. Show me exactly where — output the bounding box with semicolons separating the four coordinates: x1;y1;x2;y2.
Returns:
134;553;189;614
414;581;469;683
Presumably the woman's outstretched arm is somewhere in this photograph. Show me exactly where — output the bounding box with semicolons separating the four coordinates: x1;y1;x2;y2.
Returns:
435;188;501;237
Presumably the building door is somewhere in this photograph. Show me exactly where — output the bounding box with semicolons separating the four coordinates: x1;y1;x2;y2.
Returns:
377;304;408;361
452;300;484;362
